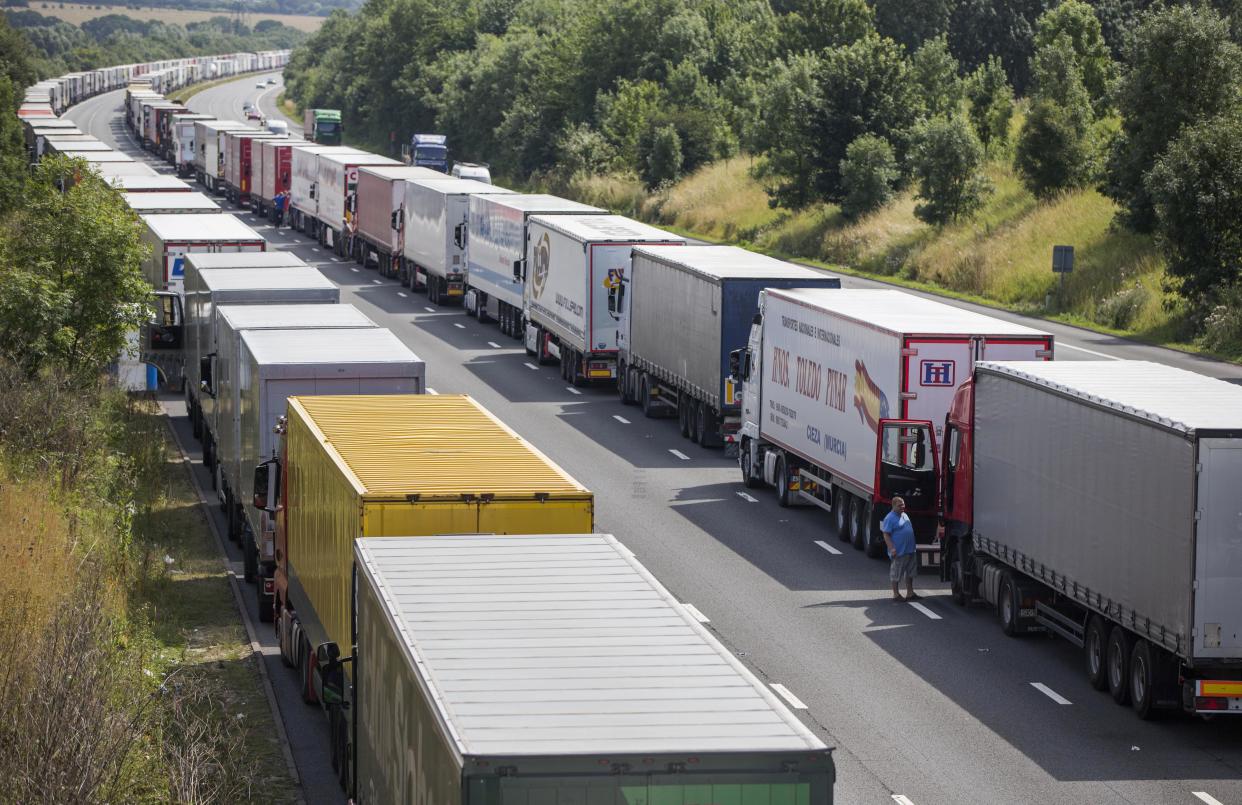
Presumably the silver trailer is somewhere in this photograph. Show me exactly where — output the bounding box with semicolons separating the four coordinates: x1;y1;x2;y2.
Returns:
352;533;835;803
214;304;378;583
239;328;424;619
464;193;604;337
947;360;1242;717
618;245;841;448
183;263;335;488
401;177;514;303
108;174;192;192
194;120;249;190
139;213;266;295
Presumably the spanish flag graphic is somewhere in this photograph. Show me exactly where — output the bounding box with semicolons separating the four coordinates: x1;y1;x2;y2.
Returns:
853;359;889;433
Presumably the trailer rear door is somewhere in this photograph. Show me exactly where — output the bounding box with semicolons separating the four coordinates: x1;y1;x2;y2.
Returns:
1194;438;1242;658
902;338;972;437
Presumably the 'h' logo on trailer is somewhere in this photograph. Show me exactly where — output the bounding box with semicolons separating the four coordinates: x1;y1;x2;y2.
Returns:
920;360;955;386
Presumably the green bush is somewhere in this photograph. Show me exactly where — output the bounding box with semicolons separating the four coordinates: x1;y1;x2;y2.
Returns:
1200;284;1242;357
840;133;898;219
1094;283;1149;330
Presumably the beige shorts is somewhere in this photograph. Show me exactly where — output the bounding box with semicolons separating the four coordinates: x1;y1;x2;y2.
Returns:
890;552;918;583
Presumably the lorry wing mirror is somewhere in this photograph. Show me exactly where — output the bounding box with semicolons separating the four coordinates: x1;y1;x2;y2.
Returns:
199;354;214;396
453;222;466;249
252;458;281;512
729;349;741;377
314;641;353;705
308;183;316;199
513;257;525;282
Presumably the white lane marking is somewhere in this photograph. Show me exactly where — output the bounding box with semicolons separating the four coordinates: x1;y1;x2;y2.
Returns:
332;257;343;262
524;362;539;371
909;601;942;620
566;386;582;395
613;415;630;424
488;341;502;349
1193;793;1225;805
454;323;466;329
669;449;690;461
814;539;842;555
397;292;407;298
892;796;917;805
312;247;320;252
682;603;709;623
426;388;438;395
1030;682;1072;705
736;491;759;503
1058;341;1122;360
769;683;807;710
371;279;381;285
424;306;436;313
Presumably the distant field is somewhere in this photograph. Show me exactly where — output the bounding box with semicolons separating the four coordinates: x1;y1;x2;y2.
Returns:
29;2;324;31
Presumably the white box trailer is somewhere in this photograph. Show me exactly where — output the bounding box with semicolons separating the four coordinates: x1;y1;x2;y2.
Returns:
739;288;1053;561
401;177;515;303
522;214;684;384
95;161;159;178
289;144;362;235
943;361;1242;718
352;533;835;804
171;113;214;176
123;191;220;215
109;174;191;192
214;304;378;581
194;120;250;190
353;165;444;279
139;213;266;296
238;328;424;597
313;151;400;255
465;193;604;336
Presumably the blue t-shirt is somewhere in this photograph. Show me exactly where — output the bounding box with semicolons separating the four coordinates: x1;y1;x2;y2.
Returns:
881;510;916;557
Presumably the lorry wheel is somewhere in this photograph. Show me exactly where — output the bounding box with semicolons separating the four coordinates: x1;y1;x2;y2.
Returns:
243;538;257;583
1129;639;1159;719
833;488;850;541
257;584;273;623
1084;615;1109;691
687;399;700;442
740;439;760;488
1107;625;1133;705
775;456;791;507
277;614;294;668
949;558;969;605
678;398;690;436
849;495;866;549
640;375;657;418
863;510;885;559
697;402;720;448
999;574;1022;636
300;640;316;704
617;363;631;404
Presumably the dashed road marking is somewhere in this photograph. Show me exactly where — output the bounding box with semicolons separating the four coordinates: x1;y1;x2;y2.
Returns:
350;268;360;273
1193;793;1225;805
397;292;407;298
682;603;709;623
613;415;630;424
909;601;942;620
488;341;502;349
454;323;466;329
312;247;320;252
1031;682;1072;705
424;306;436;313
566;387;582;395
769;684;807;710
892;796;917;805
1059;342;1122;360
736;491;759;503
371;279;381;285
814;539;842;555
669;449;690;461
524;362;539;371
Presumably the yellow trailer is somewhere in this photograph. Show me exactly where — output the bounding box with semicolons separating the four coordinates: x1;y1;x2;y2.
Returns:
262;393;594;691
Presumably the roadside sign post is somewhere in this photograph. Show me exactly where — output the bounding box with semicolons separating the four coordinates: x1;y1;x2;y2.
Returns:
1052;244;1074;306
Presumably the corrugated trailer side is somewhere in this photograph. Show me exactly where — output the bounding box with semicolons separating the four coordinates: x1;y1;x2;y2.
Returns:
279;394;594;662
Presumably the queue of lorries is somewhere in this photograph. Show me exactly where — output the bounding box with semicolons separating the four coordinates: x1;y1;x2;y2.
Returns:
25;50;1242;802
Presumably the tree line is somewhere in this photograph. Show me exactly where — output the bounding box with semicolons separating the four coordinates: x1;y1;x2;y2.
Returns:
5;9;307;76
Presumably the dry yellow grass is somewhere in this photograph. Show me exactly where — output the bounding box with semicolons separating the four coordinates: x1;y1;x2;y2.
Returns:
32;1;324;31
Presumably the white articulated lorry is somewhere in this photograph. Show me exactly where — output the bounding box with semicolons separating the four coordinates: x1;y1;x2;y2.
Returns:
464;193;605;338
522;214;684;386
737;288;1053;563
313;151;400;257
289;144;362;237
193;120;249;191
617;245;841;449
353;165;447;280
350;533;835;803
941;361;1242;719
401;177;514;303
139;213;266;296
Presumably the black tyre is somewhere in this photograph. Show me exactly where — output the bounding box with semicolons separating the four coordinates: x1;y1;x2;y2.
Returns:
999;574;1021;636
775;455;791;508
1084;615;1109;691
687;400;701;443
429;277;439;305
740;438;761;489
300;640;316;704
678;398;690;437
863;511;886;559
243;536;257;583
1129;639;1161;719
697;402;720;448
641;375;657;418
849;494;866;549
257;583;273;623
949;556;969;606
1107;625;1133;705
833;488;850;542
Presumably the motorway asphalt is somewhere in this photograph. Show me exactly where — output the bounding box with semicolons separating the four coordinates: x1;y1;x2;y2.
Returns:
70;76;1242;805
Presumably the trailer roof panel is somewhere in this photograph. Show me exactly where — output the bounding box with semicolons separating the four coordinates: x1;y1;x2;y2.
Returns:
65;151;134;163
528;214;685;244
356;533;826;756
185;252;307;270
94;162;158;177
317;152;402;168
218;303;374;330
474;193;604;214
197;266;334;293
632;244;837;282
108;174;190;191
770;288;1050;338
290;395;590;498
241;328;421;366
976;360;1242;434
141;213;263;241
123;192;220;212
358;165;446;182
406;177;515;196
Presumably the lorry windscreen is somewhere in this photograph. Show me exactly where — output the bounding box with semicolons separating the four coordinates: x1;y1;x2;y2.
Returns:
469;772;832;804
414;146;446;161
317;121;341;134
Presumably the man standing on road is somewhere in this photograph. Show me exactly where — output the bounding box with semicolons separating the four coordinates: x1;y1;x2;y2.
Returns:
882;496;919;602
273;190;286;228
